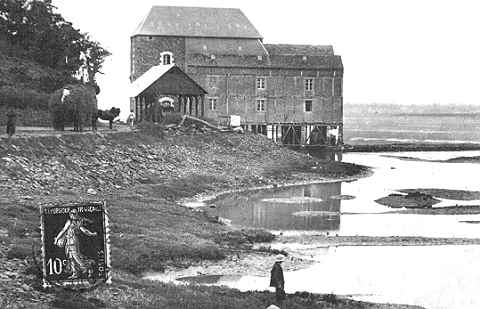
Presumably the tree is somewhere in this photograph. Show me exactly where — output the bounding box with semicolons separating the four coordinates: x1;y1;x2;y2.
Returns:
0;0;110;87
78;36;111;86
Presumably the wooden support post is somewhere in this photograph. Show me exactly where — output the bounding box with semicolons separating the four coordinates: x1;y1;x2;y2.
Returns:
201;95;205;117
134;97;138;123
177;95;182;113
338;123;343;145
189;96;193;115
195;96;199;117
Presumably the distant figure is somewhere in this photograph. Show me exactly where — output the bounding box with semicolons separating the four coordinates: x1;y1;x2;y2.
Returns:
270;254;286;304
126;110;136;129
97;107;121;129
6;110;17;138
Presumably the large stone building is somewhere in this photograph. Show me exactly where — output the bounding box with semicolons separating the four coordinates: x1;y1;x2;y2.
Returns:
130;6;343;146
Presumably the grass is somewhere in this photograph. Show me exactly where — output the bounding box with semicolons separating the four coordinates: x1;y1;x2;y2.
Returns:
48;272;417;309
0;130;407;309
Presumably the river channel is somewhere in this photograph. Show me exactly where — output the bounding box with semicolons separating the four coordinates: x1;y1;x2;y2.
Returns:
156;151;480;309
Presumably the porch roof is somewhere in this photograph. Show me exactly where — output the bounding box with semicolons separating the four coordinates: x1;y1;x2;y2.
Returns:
130;64;207;97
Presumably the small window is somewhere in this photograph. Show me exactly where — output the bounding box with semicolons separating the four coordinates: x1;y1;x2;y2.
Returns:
160;51;174;65
207;75;218;88
256;77;266;90
208;97;218;111
257;55;263;61
163;54;171;64
304;99;313;112
334;78;342;97
304;78;314;92
256;98;265;112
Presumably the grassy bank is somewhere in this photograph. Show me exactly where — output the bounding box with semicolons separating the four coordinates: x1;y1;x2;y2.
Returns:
0;130;422;309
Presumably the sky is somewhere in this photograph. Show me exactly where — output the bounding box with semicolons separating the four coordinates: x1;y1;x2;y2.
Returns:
52;0;480;118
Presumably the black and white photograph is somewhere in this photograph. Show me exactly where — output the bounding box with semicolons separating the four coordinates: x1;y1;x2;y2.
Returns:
1;0;480;308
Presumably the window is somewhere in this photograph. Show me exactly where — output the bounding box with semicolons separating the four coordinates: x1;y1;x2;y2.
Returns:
304;99;313;112
163;54;171;64
160;51;174;65
207;75;218;88
304;78;314;92
208;97;218;111
256;77;266;90
334;78;342;97
256;98;265;112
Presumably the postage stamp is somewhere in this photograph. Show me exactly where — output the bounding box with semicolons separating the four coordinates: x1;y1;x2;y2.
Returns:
40;201;111;289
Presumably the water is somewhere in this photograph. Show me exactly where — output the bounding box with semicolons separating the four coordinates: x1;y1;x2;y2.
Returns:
212;151;480;238
199;246;480;309
344;114;480;144
201;151;480;308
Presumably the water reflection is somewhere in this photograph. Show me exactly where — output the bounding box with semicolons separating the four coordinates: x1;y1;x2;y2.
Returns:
213;182;342;231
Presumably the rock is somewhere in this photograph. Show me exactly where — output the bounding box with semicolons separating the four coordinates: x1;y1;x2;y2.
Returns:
87;188;97;195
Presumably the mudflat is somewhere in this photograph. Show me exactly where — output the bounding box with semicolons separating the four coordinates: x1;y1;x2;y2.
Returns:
0;130;422;309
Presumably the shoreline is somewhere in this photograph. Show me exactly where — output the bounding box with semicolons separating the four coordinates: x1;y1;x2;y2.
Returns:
180;168;373;209
345;142;480;153
4;130;408;309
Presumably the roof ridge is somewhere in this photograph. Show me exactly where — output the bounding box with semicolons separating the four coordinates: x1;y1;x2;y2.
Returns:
131;6;262;39
150;5;241;10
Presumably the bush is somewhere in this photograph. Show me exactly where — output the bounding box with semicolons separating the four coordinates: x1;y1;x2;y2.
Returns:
0;86;49;110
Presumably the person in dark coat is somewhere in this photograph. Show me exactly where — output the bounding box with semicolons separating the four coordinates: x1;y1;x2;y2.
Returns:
6;110;17;138
270;254;286;304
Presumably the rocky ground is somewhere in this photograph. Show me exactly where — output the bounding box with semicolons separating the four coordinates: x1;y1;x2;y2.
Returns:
0;128;423;309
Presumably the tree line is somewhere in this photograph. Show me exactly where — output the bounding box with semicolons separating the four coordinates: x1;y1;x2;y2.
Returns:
0;0;110;88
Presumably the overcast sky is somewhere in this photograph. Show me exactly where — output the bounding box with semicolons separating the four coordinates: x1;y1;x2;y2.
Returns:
52;0;480;116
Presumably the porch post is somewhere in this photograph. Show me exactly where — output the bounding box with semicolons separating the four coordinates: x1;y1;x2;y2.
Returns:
177;95;182;113
140;97;144;122
195;96;199;117
189;96;193;115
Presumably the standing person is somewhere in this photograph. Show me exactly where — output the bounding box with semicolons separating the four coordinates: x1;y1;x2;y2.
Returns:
270;254;286;305
6;109;17;138
127;110;136;129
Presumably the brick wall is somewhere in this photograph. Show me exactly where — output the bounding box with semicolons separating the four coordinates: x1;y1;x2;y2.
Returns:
188;66;343;124
130;35;342;126
131;36;186;81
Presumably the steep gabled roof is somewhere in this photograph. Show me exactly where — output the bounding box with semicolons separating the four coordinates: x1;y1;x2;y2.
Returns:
130;64;207;97
130;64;175;97
133;6;262;39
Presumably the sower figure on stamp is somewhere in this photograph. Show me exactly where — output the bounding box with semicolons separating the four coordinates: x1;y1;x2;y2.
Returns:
54;211;97;279
270;254;286;305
